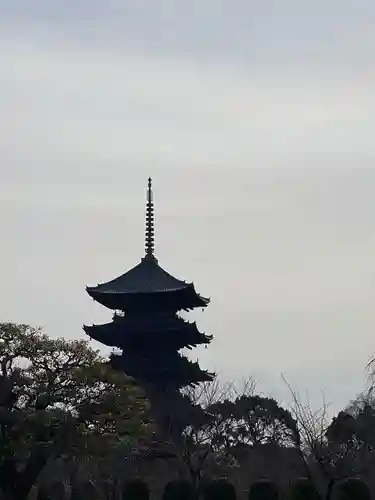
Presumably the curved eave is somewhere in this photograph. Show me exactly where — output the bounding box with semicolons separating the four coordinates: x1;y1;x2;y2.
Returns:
86;281;206;297
83;318;205;335
83;320;213;349
109;352;215;386
86;284;210;311
83;324;117;348
86;284;189;295
87;258;191;295
195;294;210;307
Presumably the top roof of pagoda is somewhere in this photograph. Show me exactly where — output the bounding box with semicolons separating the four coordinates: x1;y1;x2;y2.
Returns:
87;254;193;295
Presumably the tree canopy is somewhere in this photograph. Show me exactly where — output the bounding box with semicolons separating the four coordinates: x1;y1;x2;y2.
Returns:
0;322;150;500
0;322;374;499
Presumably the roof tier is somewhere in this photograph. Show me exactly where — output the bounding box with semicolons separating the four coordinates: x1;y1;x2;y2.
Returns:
86;256;209;311
84;313;212;350
109;350;214;388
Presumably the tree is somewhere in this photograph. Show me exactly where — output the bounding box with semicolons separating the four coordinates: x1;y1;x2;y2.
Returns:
0;322;150;500
206;394;298;450
283;375;375;500
325;396;375;480
283;377;338;499
176;378;257;487
164;377;299;490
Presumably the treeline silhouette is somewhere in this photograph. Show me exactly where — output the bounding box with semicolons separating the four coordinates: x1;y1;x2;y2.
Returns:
0;323;374;500
36;477;371;499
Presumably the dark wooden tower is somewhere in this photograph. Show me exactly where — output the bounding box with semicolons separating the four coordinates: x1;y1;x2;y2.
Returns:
84;178;214;392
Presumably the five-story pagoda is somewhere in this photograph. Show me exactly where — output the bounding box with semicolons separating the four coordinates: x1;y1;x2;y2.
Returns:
84;178;213;393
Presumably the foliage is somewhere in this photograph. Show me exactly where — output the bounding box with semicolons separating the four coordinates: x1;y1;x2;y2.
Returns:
203;479;237;500
205;395;298;449
173;378;299;487
3;322;375;499
0;322;150;500
283;376;346;498
288;478;321;500
248;481;279;500
337;478;370;500
284;375;375;499
325;397;375;476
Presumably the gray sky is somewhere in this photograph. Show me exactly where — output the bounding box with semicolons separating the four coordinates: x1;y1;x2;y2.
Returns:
1;1;375;415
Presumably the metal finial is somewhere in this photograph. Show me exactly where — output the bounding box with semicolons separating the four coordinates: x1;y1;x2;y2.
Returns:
144;177;155;260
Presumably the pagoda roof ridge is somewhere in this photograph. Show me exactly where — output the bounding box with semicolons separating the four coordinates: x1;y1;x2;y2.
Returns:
87;257;193;295
86;255;210;311
82;318;212;339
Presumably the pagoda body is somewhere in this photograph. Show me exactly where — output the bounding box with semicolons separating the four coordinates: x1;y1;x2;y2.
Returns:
84;178;214;392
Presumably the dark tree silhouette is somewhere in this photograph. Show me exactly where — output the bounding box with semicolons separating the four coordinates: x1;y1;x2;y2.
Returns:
0;322;149;500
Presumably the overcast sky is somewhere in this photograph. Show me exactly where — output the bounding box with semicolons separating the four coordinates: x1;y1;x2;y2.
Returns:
1;1;375;415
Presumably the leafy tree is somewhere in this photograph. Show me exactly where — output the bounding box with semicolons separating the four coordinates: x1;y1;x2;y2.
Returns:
325;395;375;480
207;395;298;450
171;378;257;487
284;375;375;499
165;378;299;490
284;377;344;499
0;322;150;500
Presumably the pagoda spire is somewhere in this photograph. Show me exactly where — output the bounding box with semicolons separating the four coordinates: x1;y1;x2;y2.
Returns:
144;177;156;261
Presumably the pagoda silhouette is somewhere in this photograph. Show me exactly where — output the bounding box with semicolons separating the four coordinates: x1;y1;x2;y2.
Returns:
84;178;214;394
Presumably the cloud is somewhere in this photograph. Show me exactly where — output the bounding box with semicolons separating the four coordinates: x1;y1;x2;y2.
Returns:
1;32;374;184
2;0;375;68
0;8;375;413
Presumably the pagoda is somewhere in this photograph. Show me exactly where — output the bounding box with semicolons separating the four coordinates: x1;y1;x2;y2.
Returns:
84;178;214;392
